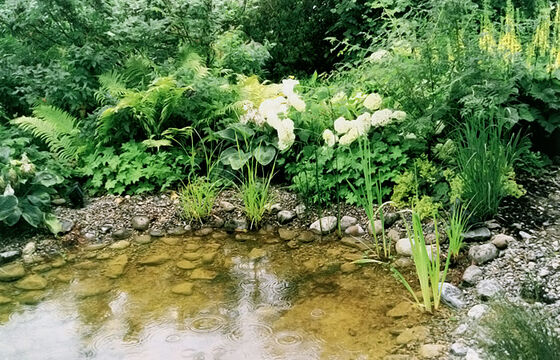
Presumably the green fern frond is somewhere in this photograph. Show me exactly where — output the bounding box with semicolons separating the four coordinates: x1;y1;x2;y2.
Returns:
12;105;81;162
124;55;157;86
177;48;209;78
96;71;129;104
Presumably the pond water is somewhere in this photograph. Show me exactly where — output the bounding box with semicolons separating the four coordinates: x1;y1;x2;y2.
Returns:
0;231;426;359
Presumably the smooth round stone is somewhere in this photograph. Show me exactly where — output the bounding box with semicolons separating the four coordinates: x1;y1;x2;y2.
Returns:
112;229;132;240
50;257;66;268
183;252;201;261
104;255;128;279
96;252;112;260
462;265;483;285
298;231;318;243
15;275;48;290
0;250;21;265
491;234;513;249
171;282;194;295
419;344;446;358
134;234;153;244
0;263;26;281
161;237;180;246
201;252;217;264
468;243;498;265
149;229;166;237
56;273;73;283
131;216;150;231
84;243;107;251
185;243;201;251
167;227;187;236
109;240;130;250
0;295;12;305
139;253;170;266
17;291;45;305
248;248;267;260
176;260;197;270
190;268;217;280
22;242;36;256
467;304;488;319
75;279;112;298
396;326;429;345
31;264;52;273
309;216;337;234
74;261;98;270
476;279;502;300
278;228;298;241
195;228;213;236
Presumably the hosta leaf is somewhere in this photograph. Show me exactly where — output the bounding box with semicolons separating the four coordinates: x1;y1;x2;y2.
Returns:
44;213;62;234
33;171;63;187
20;201;42;227
0;195;18;221
27;191;51;207
253;146;276;166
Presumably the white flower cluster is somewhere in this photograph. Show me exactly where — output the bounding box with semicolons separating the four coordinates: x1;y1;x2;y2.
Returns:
322;93;406;147
239;79;306;151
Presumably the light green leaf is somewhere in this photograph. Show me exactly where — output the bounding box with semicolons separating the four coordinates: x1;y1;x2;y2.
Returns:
253;146;276;166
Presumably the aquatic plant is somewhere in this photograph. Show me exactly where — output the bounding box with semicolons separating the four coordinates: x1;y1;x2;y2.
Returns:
446;201;471;259
392;211;451;313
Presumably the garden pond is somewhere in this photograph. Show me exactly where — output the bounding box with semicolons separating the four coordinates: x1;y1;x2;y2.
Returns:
0;231;427;359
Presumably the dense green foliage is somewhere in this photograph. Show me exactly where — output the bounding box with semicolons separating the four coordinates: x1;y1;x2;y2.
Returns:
1;0;560;233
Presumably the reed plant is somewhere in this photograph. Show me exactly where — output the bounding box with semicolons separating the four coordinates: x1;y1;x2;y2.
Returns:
446;201;471;259
392;211;451;313
240;157;275;228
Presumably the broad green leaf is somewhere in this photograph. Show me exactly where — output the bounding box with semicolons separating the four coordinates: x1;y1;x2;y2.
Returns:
0;195;18;221
20;201;42;227
229;151;252;170
33;171;63;187
27;191;51;207
253;146;276;166
44;213;62;234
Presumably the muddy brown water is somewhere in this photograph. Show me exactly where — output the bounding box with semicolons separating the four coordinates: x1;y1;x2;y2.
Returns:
0;232;427;359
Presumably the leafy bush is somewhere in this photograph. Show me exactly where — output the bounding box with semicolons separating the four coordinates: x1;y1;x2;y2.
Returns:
214;30;271;76
482;301;560;360
0;126;64;232
79;141;189;195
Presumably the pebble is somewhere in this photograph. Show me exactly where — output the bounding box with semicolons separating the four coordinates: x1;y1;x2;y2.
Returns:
15;275;48;290
183;252;201;261
176;260;197;270
462;265;483;285
476;279;502;300
450;342;469;357
60;219;74;234
112;229;132;240
22;242;36;256
104;254;128;278
167;226;187;236
171;282;194;295
278;228;298;240
396;326;429;345
190;268;217;280
0;250;20;265
340;262;359;274
139;253;170;265
367;220;384;236
109;240;130;249
249;248;267;260
219;201;235;212
224;218;247;232
309;216;338;234
340;237;369;251
441;282;466;309
195;227;213;236
149;229;166;237
134;234;153;244
491;234;513;249
298;231;318;243
465;349;482;360
467;304;488;319
345;224;365;236
468;243;498;265
277;210;296;224
453;324;468;336
462;227;491;242
0;263;26;281
339;216;357;231
131;215;150;231
419;344;446;358
519;231;533;240
294;204;306;217
386;301;415;318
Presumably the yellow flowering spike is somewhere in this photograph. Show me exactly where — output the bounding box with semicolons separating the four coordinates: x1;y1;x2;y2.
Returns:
497;0;522;62
479;4;497;53
528;4;551;67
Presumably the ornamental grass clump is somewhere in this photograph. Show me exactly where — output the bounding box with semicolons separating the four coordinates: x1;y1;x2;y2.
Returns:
446;201;471;259
482;301;560;360
180;177;219;224
392;211;451;313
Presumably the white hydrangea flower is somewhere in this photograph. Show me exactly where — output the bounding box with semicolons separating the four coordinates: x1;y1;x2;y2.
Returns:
287;94;306;112
392;110;407;121
334;117;352;135
363;93;382;111
277;118;296;150
281;79;306;112
355;112;372;136
322;129;337;147
350;92;366;101
371;109;394;127
259;96;289;120
338;128;359;146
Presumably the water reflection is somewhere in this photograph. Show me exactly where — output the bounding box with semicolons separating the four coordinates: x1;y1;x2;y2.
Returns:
0;234;424;359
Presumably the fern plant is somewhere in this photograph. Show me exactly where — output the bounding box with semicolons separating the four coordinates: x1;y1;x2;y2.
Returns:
11;105;82;162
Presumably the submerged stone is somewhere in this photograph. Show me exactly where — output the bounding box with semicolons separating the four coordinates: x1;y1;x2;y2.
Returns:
15;274;48;290
183;252;201;261
134;234;153;244
0;295;12;305
176;260;197;270
75;279;112;298
139;253;170;266
248;248;267;260
161;237;180;246
190;268;217;280
104;254;128;279
278;228;298;241
171;282;194;295
201;252;217;264
74;261;98;270
17;291;46;305
50;257;66;268
396;326;429;345
31;264;52;273
0;263;26;281
109;240;130;250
